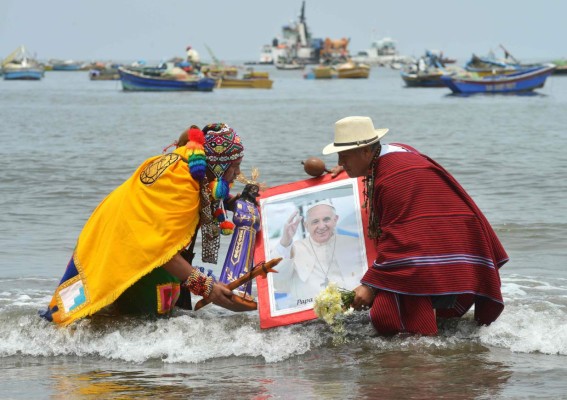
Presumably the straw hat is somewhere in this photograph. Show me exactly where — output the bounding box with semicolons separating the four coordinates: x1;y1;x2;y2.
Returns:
322;116;389;155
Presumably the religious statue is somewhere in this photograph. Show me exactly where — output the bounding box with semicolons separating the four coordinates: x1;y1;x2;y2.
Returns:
219;183;261;297
193;173;282;313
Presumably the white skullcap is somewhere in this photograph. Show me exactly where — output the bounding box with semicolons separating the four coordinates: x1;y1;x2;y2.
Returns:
305;199;335;215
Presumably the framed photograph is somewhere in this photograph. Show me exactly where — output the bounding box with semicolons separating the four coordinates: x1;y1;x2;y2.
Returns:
254;173;377;329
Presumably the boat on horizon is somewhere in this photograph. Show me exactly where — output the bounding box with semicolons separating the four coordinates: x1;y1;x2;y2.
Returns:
304;64;338;79
351;36;414;68
441;64;556;94
550;59;567;75
464;45;539;77
257;1;322;65
336;61;370;79
49;59;85;71
118;67;215;92
275;58;305;70
90;68;120;81
2;46;44;80
400;50;460;87
216;69;273;89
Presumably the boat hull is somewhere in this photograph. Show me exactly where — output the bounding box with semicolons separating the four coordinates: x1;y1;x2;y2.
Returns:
337;67;370;79
400;71;446;87
90;70;120;80
52;64;83;71
275;63;304;70
118;67;215;92
217;78;273;89
3;68;44;80
442;65;556;94
552;65;567;75
304;66;337;79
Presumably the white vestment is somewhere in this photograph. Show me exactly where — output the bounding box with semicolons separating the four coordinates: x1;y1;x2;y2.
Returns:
272;233;364;309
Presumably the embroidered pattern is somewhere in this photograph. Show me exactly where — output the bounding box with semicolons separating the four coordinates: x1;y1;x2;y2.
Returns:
59;279;86;313
140;153;180;185
156;283;181;314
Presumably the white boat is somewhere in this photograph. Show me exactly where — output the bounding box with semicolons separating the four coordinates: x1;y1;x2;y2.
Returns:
274;58;304;70
351;37;414;67
257;1;321;65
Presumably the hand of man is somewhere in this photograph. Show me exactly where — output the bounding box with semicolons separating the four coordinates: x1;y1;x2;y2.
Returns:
330;165;344;178
351;284;375;311
207;282;236;309
279;210;302;247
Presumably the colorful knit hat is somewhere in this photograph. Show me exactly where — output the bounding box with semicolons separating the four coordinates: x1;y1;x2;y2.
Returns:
202;123;244;179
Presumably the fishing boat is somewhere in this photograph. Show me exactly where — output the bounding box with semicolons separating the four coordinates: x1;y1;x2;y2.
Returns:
351;36;414;67
441;64;556;94
50;59;84;71
202;64;238;77
89;68;120;81
275;59;304;70
2;46;44;80
216;69;273;89
464;45;539;77
464;53;519;76
551;59;567;75
216;77;273;89
304;65;338;79
118;67;215;92
400;50;459;87
200;44;239;77
401;69;447;87
257;1;323;65
336;61;370;79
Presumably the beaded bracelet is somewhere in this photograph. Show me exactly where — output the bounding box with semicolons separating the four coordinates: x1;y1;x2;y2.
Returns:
183;269;214;298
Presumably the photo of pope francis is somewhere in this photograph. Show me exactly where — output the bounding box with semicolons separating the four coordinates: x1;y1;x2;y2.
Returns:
272;200;365;309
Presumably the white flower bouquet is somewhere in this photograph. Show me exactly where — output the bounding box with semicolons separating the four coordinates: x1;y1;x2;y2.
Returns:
313;282;355;345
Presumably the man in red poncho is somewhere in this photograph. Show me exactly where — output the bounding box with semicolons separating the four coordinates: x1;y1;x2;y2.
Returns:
323;116;508;336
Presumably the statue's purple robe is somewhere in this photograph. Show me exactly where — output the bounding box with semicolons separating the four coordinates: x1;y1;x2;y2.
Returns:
219;197;261;294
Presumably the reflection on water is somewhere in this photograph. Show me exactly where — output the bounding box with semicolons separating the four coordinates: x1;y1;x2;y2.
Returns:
33;344;512;399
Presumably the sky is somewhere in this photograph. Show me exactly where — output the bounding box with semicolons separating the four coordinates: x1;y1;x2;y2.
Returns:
1;0;565;64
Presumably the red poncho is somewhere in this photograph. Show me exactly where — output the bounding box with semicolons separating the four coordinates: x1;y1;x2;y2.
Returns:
362;144;508;335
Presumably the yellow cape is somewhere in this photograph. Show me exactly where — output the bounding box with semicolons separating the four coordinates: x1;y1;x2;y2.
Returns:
47;147;200;325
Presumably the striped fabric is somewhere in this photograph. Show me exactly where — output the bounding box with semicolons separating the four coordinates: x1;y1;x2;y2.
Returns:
362;143;508;335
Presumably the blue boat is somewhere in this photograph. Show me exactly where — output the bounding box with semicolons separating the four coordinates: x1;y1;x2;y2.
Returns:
441;64;556;94
2;45;44;80
50;60;84;71
3;67;44;80
118;67;215;92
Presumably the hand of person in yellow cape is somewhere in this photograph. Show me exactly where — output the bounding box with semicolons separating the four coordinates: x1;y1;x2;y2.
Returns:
207;281;239;309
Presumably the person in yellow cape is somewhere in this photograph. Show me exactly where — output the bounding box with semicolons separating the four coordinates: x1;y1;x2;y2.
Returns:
41;123;246;326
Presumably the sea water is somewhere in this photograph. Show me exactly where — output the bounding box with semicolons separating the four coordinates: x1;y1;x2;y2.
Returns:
0;67;566;399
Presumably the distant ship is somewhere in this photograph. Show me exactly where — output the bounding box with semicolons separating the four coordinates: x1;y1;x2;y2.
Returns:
258;1;323;65
351;37;414;68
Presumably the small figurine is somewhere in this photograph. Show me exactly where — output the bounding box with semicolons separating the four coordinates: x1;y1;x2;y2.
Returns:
219;182;261;297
